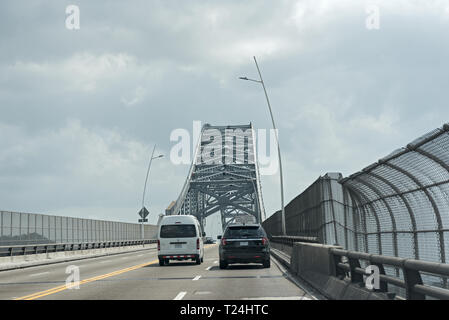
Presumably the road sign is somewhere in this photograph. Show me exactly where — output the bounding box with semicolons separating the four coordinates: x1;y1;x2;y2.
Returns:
138;219;148;223
139;207;149;219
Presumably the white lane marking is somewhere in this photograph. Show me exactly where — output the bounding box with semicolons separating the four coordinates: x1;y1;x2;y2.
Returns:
205;266;212;271
136;254;144;257
195;291;212;295
174;291;187;300
213;261;218;264
241;296;310;300
29;272;50;277
192;275;201;281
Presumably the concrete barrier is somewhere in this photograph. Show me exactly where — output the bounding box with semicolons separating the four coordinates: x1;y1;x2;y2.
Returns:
0;244;156;271
286;242;391;300
270;241;293;257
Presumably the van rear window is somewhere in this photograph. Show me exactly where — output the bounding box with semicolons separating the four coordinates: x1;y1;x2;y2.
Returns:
160;224;196;238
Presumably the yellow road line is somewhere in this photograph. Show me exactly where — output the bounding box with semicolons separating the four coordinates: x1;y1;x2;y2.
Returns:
15;243;218;300
14;259;158;300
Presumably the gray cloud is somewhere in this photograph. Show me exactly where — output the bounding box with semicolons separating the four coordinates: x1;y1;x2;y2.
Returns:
1;1;449;238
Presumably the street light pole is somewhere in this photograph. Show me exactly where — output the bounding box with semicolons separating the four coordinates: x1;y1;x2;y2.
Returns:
239;56;286;235
140;144;164;239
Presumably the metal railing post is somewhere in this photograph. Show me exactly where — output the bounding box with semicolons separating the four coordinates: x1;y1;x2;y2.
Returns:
403;266;425;300
348;256;364;284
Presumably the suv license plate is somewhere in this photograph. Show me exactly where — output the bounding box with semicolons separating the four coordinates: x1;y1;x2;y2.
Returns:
240;242;248;246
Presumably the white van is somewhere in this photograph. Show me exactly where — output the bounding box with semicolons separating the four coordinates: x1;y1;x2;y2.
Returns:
157;215;205;266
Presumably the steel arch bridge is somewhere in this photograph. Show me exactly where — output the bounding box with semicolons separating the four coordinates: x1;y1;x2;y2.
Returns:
169;123;266;232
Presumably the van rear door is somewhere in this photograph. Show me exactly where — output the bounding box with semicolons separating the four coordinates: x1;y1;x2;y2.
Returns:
159;224;197;254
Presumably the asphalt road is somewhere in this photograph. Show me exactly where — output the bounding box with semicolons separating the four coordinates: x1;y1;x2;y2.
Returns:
0;244;315;300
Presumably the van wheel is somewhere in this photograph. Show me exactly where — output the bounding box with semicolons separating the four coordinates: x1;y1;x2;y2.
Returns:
159;259;164;266
164;259;170;265
195;257;201;265
200;256;204;263
219;260;227;269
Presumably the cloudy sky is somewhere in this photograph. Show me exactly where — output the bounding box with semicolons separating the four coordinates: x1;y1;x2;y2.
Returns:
1;1;449;237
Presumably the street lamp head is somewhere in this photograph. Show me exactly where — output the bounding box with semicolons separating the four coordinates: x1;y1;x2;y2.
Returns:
239;76;262;83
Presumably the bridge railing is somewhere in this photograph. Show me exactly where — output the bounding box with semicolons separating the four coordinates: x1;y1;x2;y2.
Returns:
268;236;320;257
0;239;157;257
269;235;319;245
331;248;449;300
268;236;449;300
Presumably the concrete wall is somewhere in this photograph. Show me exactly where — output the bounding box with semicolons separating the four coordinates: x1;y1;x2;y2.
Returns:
270;241;294;257
285;242;391;300
0;243;157;271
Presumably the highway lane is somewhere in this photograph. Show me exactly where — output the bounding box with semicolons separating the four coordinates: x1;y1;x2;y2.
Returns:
0;244;314;300
0;245;160;300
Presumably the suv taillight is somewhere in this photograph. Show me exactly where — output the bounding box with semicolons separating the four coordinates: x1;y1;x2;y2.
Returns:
221;238;227;246
197;238;200;250
157;240;160;251
262;237;268;246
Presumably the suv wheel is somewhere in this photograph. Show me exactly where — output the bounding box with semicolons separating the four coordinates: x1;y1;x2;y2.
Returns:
159;258;164;266
263;259;270;268
219;260;228;269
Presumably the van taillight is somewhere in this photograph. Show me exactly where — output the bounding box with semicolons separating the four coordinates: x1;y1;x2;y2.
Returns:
262;237;268;245
221;238;227;246
157;240;160;251
197;238;200;250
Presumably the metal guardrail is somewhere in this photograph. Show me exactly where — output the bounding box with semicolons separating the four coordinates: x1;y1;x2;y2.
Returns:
0;239;158;258
268;235;449;300
330;248;449;300
269;235;319;245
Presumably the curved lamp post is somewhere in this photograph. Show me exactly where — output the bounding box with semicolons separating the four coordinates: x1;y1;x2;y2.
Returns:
239;56;286;235
140;144;164;239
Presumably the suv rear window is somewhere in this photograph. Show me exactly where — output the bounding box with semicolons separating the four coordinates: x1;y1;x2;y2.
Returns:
224;226;266;238
160;224;196;238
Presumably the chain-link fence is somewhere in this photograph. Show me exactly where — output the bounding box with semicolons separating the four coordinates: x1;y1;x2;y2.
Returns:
339;124;449;265
0;211;158;246
262;123;449;291
262;172;350;246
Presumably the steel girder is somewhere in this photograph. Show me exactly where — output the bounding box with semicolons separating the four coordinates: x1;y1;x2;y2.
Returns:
171;123;266;232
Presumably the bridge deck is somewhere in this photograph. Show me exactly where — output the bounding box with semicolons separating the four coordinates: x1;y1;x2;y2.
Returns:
0;245;314;300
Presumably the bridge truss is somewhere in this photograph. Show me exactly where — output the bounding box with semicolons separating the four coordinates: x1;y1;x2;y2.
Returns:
170;123;266;232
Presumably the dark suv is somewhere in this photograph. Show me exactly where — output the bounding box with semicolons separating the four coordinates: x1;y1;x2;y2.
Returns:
218;223;270;269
